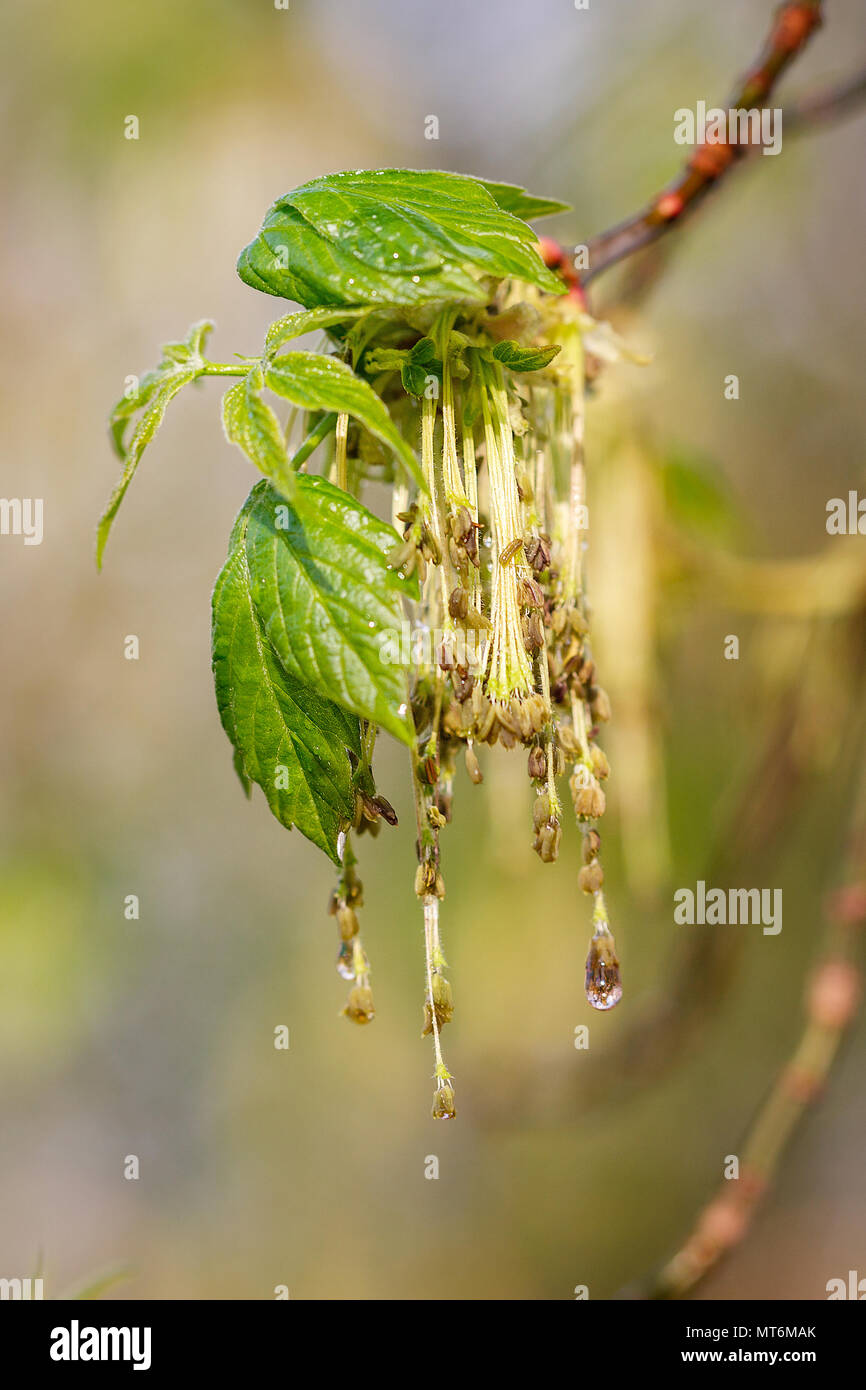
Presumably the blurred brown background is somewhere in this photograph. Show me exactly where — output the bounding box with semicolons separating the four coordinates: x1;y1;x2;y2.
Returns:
1;0;864;1299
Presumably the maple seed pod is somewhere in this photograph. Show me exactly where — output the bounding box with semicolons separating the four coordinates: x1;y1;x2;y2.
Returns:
527;745;547;781
465;743;483;785
343;985;375;1024
432;1084;457;1120
578;861;604;894
336;905;360;942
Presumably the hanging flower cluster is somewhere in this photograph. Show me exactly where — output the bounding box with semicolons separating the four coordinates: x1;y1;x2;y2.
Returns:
99;169;646;1120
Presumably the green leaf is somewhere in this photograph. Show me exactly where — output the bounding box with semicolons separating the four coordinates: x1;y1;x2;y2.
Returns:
492;339;561;372
242;476;418;744
222;363;297;501
264;305;370;357
237;168;566;309
97;364;199;568
265;349;424;489
160;319;214;364
109;368;165;458
481;179;571;221
212;503;361;862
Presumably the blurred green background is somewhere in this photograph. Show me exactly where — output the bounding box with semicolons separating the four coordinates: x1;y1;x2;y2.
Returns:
1;0;865;1300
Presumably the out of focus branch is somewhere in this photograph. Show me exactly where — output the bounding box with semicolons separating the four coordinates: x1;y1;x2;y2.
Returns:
579;1;826;287
623;747;866;1300
786;66;866;129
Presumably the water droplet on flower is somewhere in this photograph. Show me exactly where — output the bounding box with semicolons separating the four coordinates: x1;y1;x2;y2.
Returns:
336;940;355;980
585;929;622;1010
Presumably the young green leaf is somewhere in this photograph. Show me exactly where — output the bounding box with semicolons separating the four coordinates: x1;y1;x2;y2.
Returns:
242;477;418;744
491;339;562;373
222;364;297;501
480;179;571;221
97;364;199;568
109;368;166;458
264;305;370;357
212;507;361;863
265;349;425;489
237;168;566;309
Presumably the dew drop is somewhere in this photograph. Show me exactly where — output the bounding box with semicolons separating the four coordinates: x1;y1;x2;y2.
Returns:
585;929;622;1011
336;940;355;980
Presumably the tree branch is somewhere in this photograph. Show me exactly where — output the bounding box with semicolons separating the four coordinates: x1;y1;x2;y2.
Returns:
579;1;825;287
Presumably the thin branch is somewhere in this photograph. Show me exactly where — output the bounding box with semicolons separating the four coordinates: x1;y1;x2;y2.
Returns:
785;66;866;129
580;0;825;287
621;736;866;1299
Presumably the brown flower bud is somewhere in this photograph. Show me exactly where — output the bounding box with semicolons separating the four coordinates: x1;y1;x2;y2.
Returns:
578;861;604;894
522;613;544;654
590;745;610;780
519;577;545;610
432;1084;456;1120
343;985;375;1025
533;818;561;863
336;905;360;942
525;693;549;734
448;587;469;621
532;793;551;831
582;828;602;863
451;506;473;543
557;723;580;757
527;745;547;781
414;862;437;897
453;666;474;702
585;930;622;1011
465;744;483;784
443;701;464;737
525;534;551;575
422;975;454;1034
591;687;612;723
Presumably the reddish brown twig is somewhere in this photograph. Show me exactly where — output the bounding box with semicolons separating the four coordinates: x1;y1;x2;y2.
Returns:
579;1;824;287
